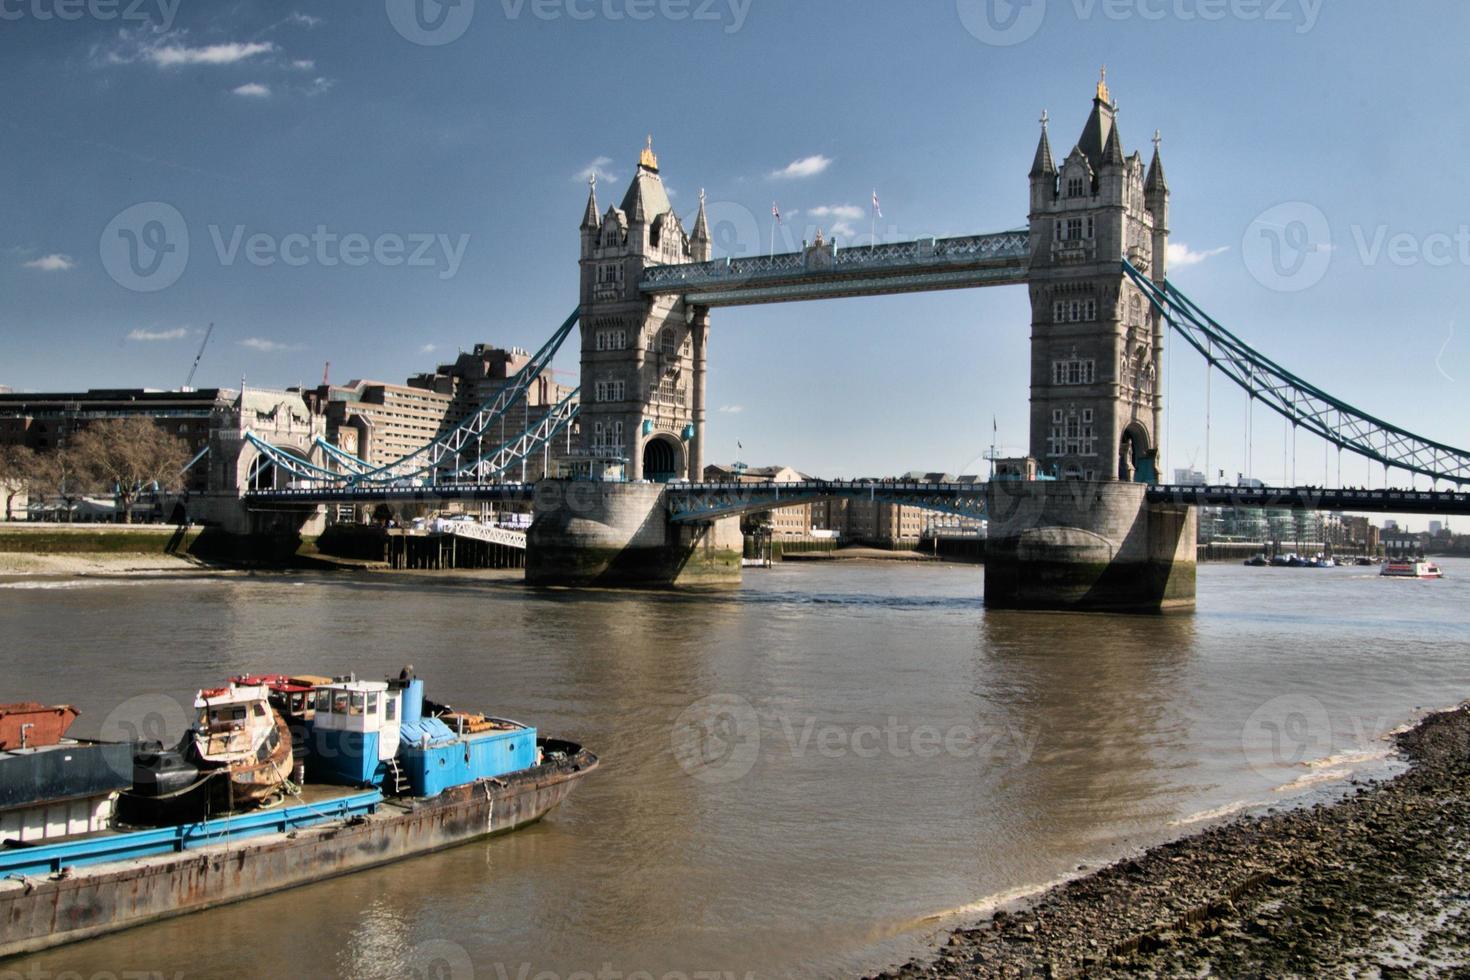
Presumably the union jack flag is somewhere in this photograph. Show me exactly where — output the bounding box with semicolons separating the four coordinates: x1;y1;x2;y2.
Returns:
772;202;782;223
872;190;882;219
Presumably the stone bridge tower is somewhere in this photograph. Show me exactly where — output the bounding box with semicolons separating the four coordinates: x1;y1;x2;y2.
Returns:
1026;71;1169;484
578;139;711;481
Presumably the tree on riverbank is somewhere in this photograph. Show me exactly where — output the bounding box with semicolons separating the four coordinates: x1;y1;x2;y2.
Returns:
0;445;37;521
25;444;96;522
67;418;190;523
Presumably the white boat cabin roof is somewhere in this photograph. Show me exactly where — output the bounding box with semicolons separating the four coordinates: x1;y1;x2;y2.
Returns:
195;684;270;709
320;677;389;693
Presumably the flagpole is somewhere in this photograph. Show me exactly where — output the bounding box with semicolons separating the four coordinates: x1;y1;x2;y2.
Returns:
871;189;876;247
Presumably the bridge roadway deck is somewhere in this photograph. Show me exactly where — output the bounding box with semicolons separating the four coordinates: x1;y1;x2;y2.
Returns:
637;232;1030;306
1145;484;1470;514
244;482;1470;518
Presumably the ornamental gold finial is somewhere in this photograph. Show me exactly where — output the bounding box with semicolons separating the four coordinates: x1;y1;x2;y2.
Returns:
1096;66;1110;103
640;134;659;172
1040;108;1049;131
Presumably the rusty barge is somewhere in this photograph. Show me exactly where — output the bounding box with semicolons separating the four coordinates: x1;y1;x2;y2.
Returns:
0;677;597;959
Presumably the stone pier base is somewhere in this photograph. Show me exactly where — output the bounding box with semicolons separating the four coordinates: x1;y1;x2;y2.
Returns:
983;481;1196;613
526;481;742;588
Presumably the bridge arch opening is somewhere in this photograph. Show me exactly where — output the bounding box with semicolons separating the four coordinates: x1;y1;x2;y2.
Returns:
246;447;311;492
642;434;683;483
1119;423;1153;484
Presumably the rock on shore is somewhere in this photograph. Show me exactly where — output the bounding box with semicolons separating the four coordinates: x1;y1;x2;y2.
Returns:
872;704;1470;978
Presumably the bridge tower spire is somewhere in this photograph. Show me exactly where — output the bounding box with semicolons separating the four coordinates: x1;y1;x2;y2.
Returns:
1026;74;1167;484
577;138;708;481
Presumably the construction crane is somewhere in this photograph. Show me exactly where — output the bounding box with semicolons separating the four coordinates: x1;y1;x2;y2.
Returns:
183;323;214;390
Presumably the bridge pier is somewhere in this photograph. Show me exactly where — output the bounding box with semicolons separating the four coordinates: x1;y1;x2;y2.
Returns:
526;481;742;588
983;481;1196;613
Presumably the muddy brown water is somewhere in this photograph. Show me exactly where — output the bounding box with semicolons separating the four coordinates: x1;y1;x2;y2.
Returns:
1;559;1466;978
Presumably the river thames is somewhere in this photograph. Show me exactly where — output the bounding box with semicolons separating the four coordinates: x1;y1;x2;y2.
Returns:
2;560;1465;979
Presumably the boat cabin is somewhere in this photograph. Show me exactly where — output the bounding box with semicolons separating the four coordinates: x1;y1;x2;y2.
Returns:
231;674;324;723
0;703;132;844
307;678;403;786
192;685;278;765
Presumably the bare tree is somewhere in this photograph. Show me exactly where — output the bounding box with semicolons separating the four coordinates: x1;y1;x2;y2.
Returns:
0;445;37;521
69;418;191;524
27;445;96;523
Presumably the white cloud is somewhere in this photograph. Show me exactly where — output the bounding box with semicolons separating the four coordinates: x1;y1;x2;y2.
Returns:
127;327;189;342
575;156;618;185
830;222;858;240
148;41;276;67
770;155;832;180
808;204;863;221
302;76;336;97
239;337;301;353
718;404;744;414
1167;242;1230;268
289;13;323;28
420;344;438;354
232;83;271;98
22;254;75;272
291;59;316;71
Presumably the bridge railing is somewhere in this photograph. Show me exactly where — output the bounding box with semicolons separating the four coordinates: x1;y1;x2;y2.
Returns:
639;231;1030;293
1125;260;1470;487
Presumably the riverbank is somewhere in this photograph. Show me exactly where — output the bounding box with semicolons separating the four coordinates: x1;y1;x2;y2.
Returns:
873;703;1470;978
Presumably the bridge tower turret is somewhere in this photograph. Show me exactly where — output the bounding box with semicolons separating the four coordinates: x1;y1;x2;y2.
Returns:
577;138;707;481
1026;71;1166;484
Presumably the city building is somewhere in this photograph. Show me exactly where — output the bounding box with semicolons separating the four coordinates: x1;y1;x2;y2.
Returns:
297;343;578;481
297;381;455;469
0;388;251;492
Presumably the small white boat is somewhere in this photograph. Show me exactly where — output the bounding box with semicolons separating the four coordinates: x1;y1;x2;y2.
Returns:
1380;560;1444;579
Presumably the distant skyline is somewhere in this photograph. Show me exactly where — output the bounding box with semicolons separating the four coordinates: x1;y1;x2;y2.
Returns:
3;1;1467;489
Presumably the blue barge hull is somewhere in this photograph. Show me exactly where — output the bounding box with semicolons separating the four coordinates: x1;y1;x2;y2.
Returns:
0;740;596;959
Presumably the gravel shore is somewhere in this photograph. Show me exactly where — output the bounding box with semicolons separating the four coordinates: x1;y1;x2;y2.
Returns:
0;552;216;576
874;704;1470;978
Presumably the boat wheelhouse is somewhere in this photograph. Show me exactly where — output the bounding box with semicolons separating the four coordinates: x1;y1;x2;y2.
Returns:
308;677;403;787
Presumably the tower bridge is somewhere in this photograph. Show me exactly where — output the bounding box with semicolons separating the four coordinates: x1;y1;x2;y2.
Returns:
233;73;1470;610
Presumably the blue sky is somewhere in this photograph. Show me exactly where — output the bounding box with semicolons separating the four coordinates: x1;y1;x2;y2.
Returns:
2;0;1467;505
